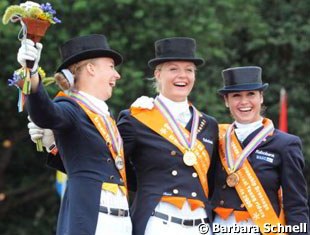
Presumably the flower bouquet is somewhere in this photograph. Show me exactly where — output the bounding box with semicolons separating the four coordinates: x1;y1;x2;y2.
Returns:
3;1;61;95
3;1;61;151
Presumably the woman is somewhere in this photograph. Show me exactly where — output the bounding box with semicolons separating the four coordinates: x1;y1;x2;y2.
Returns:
18;34;132;235
117;37;218;235
212;66;309;234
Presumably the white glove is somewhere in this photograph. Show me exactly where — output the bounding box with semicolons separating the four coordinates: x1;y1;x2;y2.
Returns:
17;39;43;74
27;118;56;153
130;96;154;109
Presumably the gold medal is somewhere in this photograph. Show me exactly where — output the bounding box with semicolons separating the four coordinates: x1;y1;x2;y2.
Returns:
183;150;197;166
226;172;239;187
115;155;124;170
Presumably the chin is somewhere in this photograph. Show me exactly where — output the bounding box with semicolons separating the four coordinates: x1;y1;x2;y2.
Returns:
235;116;251;124
106;93;112;100
174;92;189;101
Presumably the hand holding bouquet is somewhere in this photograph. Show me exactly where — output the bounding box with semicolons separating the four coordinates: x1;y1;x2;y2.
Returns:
2;1;61;151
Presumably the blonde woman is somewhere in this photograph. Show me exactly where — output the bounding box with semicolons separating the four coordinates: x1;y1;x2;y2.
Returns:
18;34;132;235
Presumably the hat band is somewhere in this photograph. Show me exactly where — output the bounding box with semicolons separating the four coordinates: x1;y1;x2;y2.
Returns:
224;83;263;88
218;83;268;95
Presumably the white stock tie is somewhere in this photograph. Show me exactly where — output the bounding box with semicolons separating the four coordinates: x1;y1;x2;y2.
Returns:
177;111;191;127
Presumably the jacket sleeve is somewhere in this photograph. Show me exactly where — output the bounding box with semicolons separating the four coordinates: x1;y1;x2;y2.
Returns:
26;82;78;130
207;119;219;199
281;135;309;227
117;110;137;193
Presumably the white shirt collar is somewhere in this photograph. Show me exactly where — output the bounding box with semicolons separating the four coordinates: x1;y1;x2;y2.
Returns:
158;94;191;126
234;118;263;142
78;91;110;116
158;93;190;118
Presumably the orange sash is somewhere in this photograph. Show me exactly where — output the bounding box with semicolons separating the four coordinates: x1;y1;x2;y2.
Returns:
57;92;127;194
219;124;286;235
131;107;210;198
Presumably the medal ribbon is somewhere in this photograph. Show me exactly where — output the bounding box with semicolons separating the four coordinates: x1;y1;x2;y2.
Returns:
154;96;199;151
70;91;123;157
218;121;285;234
225;118;274;172
55;91;127;194
130;106;211;197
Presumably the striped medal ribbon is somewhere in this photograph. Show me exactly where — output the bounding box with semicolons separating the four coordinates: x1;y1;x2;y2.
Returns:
154;96;200;166
225;118;274;187
70;91;124;170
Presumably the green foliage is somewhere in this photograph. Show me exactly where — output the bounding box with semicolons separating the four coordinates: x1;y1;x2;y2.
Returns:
2;5;25;24
0;0;309;233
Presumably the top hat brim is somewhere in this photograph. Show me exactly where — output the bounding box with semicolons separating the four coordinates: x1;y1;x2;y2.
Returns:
148;57;205;69
56;49;123;72
218;83;269;95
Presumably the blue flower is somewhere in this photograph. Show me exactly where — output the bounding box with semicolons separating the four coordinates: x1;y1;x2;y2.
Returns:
8;71;23;87
53;17;61;24
39;2;61;24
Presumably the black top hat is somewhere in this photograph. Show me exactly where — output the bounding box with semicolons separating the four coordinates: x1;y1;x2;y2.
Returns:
56;34;123;72
218;66;269;95
148;37;205;69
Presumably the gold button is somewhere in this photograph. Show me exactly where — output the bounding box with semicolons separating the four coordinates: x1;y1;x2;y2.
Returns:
240;204;245;208
220;200;224;206
171;150;177;156
222;184;227;189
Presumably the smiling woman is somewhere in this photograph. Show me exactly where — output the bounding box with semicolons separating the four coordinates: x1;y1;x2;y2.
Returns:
212;66;309;235
224;90;263;124
117;37;217;235
72;57;121;101
16;34;132;235
154;61;196;102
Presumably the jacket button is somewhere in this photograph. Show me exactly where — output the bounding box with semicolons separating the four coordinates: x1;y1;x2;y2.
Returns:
120;178;124;183
109;175;115;180
220;200;224;206
171;150;177;156
192;172;198;178
173;189;179;194
106;142;111;146
240;204;245;208
107;158;112;163
191;192;197;197
171;170;178;176
222;184;227;189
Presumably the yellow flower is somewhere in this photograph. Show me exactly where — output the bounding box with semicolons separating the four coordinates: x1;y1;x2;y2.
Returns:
37;13;49;21
38;67;46;78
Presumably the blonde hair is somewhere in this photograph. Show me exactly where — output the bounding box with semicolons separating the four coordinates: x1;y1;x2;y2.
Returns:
151;64;164;92
54;59;96;91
